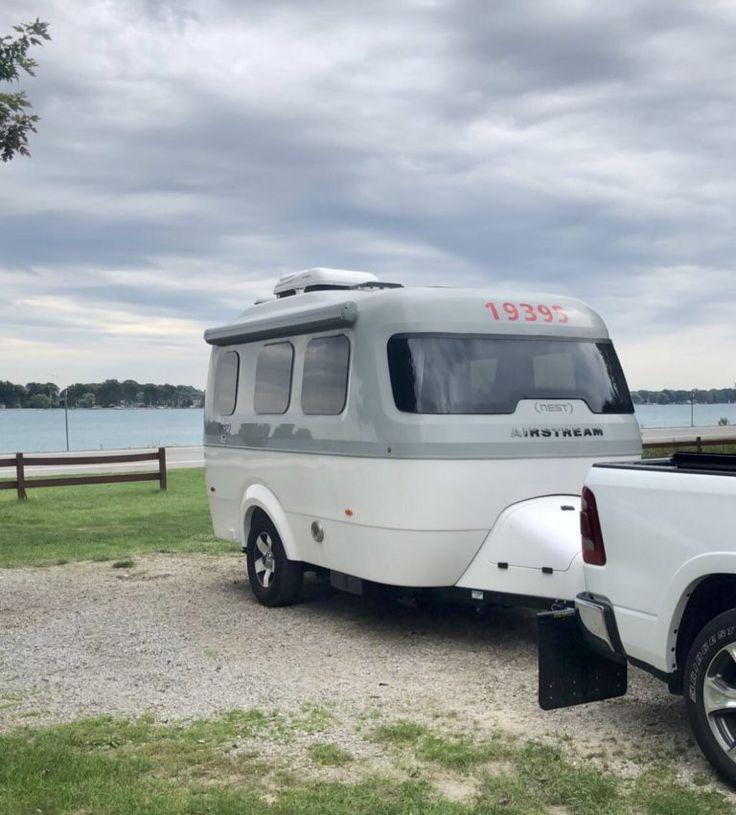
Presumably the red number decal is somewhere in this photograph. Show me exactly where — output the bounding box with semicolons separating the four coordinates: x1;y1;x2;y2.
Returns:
486;301;569;323
520;303;537;321
502;302;519;320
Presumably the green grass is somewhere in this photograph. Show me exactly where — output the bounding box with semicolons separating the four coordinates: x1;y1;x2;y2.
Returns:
370;720;510;772
1;713;733;815
307;742;354;767
0;468;233;567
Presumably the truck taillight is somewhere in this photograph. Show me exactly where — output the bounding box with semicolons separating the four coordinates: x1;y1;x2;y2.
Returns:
581;486;606;566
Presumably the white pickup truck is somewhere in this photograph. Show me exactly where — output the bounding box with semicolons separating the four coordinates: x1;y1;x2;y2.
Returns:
538;451;736;786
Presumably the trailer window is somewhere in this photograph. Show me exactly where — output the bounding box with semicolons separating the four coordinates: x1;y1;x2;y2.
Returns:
387;335;633;415
214;350;239;416
301;335;350;415
254;342;293;414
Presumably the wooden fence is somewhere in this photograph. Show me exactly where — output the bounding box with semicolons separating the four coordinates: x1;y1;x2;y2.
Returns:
0;448;167;500
641;436;735;453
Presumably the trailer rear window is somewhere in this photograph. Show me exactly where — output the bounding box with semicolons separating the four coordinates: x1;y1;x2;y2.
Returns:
387;335;633;415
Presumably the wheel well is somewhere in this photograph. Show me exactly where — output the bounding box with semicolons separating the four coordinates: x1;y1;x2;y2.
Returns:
674;574;736;691
243;506;269;548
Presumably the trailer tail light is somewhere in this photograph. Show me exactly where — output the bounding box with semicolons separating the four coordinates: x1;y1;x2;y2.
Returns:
580;486;606;566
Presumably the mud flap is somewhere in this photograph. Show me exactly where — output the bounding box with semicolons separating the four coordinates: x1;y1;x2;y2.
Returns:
538;609;627;710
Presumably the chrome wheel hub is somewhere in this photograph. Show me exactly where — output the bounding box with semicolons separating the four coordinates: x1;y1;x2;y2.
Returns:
253;532;276;588
703;642;736;761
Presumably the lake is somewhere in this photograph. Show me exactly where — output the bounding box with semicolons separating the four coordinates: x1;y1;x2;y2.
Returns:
1;403;736;454
0;408;205;454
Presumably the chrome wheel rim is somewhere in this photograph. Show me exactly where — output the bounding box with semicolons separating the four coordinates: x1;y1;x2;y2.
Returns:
253;532;276;588
703;642;736;761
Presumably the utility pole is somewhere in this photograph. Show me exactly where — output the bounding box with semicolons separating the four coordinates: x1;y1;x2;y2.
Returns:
62;388;70;451
690;389;696;428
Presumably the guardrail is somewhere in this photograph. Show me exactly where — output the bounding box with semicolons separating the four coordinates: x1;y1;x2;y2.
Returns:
0;448;167;500
642;436;734;453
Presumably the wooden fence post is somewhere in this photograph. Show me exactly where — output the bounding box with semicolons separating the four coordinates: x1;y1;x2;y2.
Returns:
16;452;27;500
696;436;703;453
158;447;167;491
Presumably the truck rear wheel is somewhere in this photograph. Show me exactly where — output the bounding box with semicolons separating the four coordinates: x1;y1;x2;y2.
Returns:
246;515;303;607
685;609;736;786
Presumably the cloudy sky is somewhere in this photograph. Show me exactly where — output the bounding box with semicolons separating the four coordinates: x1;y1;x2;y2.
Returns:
2;0;735;389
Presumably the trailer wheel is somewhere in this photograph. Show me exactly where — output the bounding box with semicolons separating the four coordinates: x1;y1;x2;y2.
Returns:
246;515;303;607
685;609;736;786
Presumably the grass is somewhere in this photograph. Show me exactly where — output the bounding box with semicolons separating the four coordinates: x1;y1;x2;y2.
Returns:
0;713;733;815
0;468;233;567
307;742;354;767
370;720;510;772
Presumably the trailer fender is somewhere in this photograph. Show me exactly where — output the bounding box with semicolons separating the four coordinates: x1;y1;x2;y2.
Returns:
455;495;583;602
240;485;299;561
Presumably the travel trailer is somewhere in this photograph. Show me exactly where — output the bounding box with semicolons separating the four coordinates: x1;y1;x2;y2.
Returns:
203;268;641;608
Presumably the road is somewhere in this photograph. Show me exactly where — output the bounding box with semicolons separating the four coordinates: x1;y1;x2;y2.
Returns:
6;426;736;476
640;424;736;443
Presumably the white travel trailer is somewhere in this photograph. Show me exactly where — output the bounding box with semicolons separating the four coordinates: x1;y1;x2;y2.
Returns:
203;269;641;608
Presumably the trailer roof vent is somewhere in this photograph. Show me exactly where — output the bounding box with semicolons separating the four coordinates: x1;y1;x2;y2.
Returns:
274;268;378;298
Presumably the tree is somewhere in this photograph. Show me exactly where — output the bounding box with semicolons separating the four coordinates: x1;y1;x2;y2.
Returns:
0;19;50;162
28;393;51;409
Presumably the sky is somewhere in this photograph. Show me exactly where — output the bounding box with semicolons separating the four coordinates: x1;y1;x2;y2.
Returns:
2;0;736;390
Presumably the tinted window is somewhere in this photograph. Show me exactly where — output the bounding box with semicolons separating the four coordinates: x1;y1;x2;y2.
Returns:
254;342;293;414
214;351;239;416
301;335;350;415
387;335;633;415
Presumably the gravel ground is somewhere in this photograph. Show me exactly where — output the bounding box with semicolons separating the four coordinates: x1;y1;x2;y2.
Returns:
0;554;718;782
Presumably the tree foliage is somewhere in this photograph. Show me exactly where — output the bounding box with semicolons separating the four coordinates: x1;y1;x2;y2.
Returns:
0;379;203;409
0;19;51;162
630;388;736;405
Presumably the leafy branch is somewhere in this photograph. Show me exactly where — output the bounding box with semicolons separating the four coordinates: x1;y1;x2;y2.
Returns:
0;19;51;162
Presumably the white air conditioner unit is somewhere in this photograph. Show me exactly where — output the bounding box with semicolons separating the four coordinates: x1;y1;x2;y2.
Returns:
273;268;378;298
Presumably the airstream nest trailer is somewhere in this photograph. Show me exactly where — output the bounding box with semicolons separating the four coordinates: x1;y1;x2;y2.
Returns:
204;268;641;608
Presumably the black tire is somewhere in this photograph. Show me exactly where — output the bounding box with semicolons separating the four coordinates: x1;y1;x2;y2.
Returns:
246;514;303;607
685;609;736;786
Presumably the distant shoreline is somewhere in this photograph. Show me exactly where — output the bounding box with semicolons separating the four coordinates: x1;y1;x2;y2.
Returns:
0;406;203;411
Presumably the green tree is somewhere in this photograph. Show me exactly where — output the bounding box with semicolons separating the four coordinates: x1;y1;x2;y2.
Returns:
28;393;51;408
0;19;50;162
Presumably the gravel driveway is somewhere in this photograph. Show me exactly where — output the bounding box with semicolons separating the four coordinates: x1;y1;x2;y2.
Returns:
0;554;709;779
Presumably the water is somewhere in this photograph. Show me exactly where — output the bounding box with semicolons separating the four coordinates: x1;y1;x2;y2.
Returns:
0;408;204;454
1;403;735;453
634;403;736;428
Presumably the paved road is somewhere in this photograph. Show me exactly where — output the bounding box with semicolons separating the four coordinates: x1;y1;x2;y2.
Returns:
8;426;736;476
641;425;736;444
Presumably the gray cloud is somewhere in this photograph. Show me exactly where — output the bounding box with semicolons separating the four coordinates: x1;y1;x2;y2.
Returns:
1;0;736;387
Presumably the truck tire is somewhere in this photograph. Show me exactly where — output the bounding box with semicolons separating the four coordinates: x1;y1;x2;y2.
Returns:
246;515;303;607
685;609;736;786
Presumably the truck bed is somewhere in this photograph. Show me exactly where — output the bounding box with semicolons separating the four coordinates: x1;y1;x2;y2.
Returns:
593;451;736;476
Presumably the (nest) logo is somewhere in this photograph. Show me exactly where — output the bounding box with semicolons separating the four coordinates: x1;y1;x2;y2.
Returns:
534;401;574;415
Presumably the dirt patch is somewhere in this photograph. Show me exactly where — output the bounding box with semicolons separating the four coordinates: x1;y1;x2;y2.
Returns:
0;554;717;783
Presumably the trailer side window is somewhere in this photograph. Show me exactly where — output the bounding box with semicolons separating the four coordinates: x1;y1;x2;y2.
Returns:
254;342;294;414
214;350;239;416
301;335;350;415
